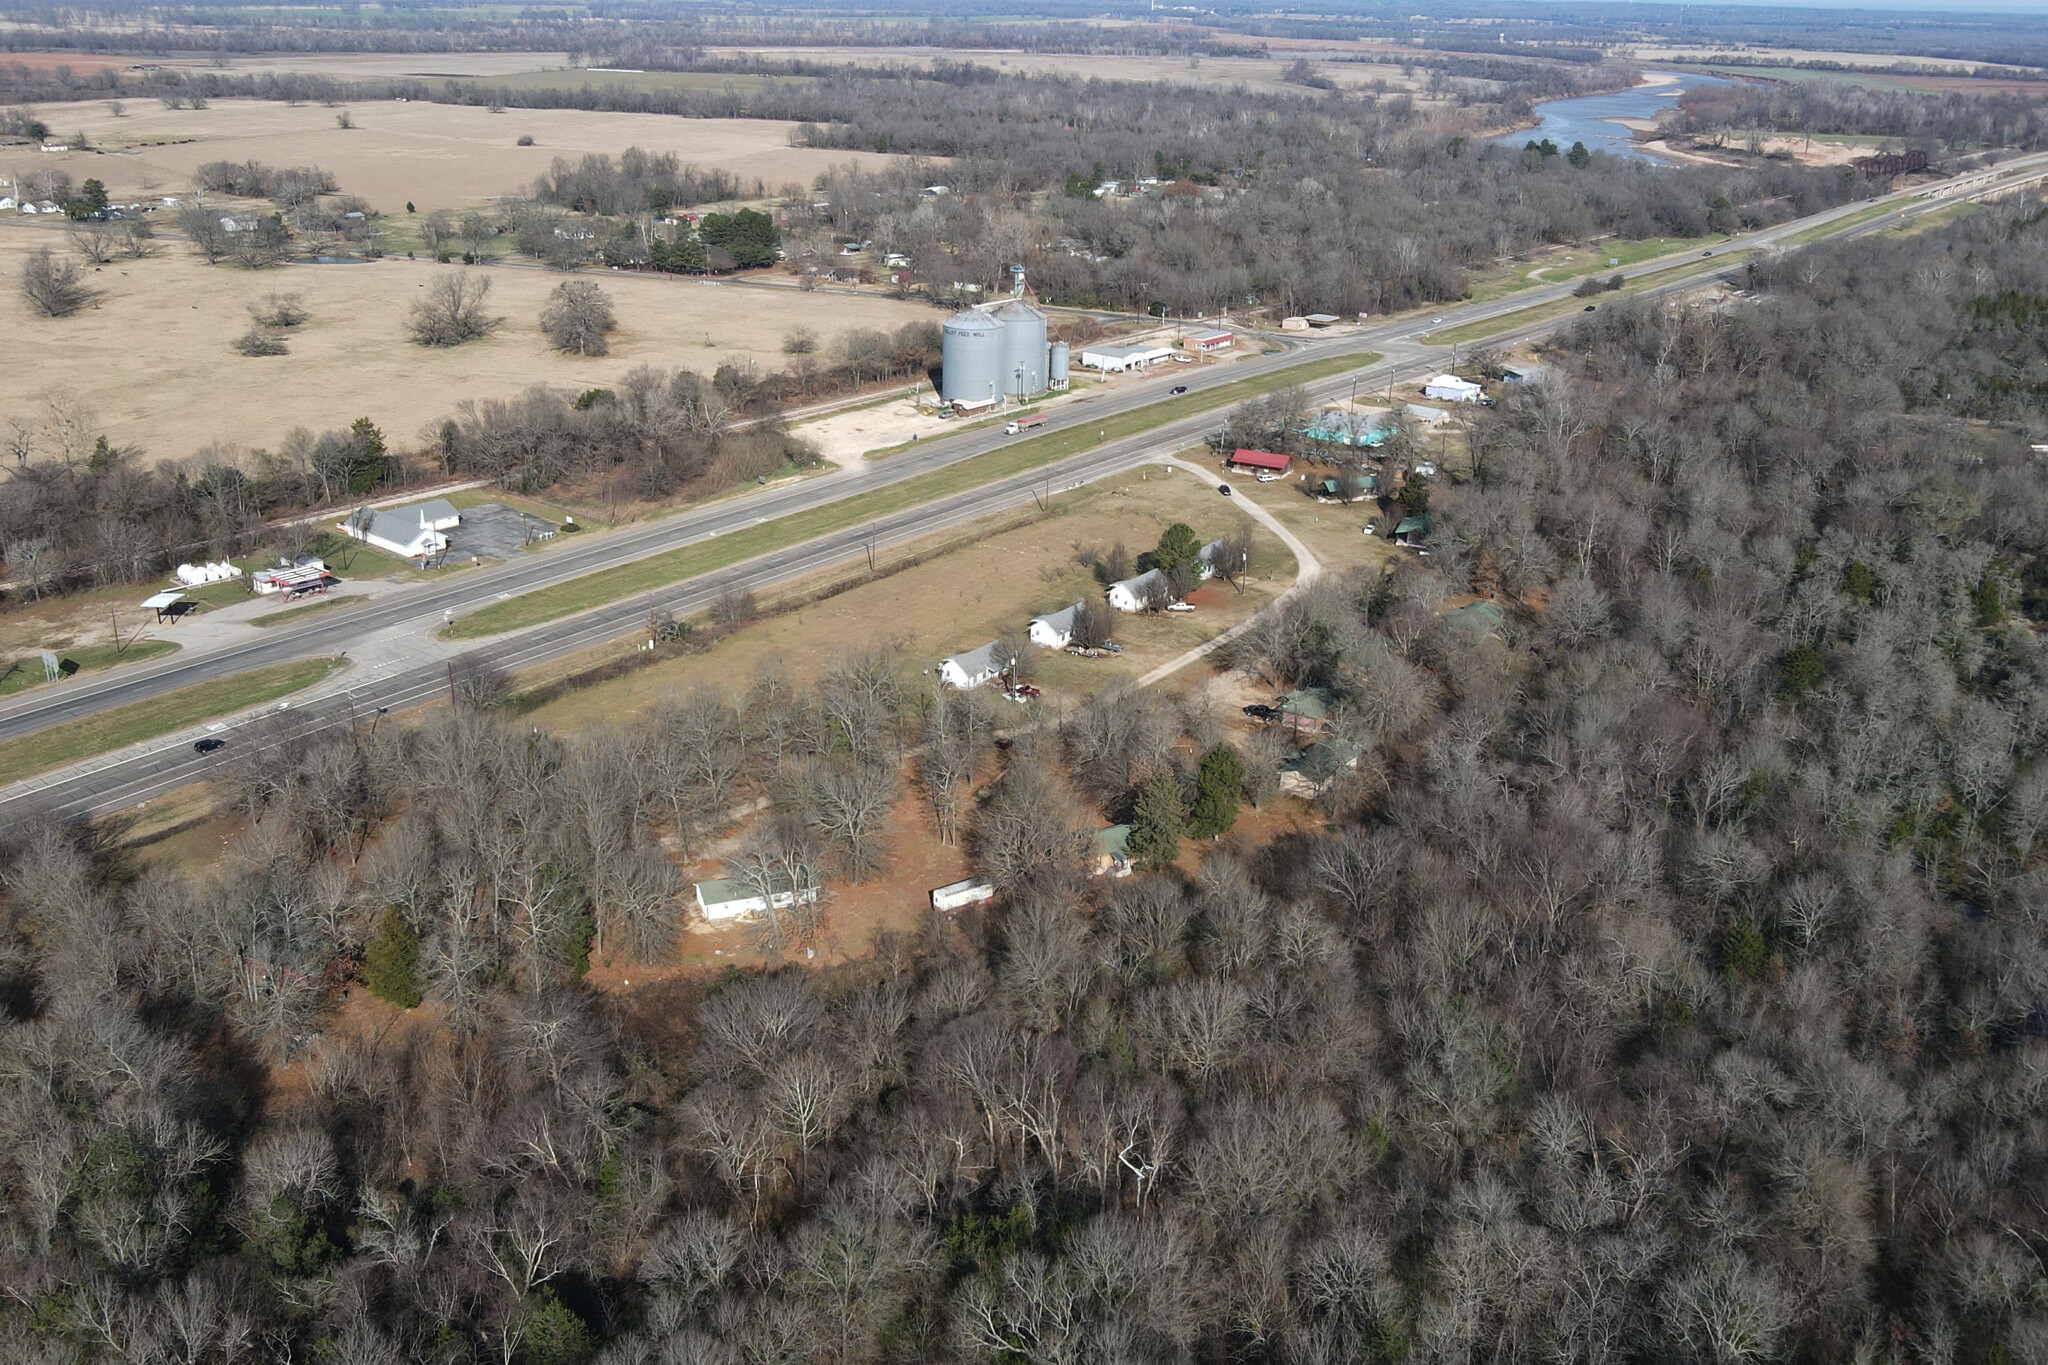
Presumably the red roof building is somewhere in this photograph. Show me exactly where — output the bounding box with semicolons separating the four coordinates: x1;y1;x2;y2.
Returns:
1229;448;1291;472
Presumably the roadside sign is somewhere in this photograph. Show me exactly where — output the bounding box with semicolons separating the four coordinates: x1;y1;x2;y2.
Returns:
40;649;59;681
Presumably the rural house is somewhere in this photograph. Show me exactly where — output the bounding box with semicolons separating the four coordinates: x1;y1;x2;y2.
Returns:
1106;568;1171;613
1091;825;1134;877
1028;602;1084;649
1279;687;1342;734
939;642;1005;689
1227;448;1290;475
1423;375;1484;403
1280;738;1362;795
339;498;460;560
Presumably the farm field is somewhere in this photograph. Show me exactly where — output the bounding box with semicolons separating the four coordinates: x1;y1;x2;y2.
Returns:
690;43;1446;96
0;228;938;464
13;98;906;214
522;471;1292;733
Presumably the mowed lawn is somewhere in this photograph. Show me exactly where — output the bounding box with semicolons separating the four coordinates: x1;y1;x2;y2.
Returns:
0;657;345;787
447;352;1372;639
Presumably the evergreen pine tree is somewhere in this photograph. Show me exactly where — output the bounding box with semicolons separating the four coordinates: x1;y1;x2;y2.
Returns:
1126;772;1187;870
363;906;423;1008
1187;744;1246;838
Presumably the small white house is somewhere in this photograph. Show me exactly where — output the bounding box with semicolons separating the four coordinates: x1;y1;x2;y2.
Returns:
1029;602;1084;649
1423;374;1483;403
939;641;1005;690
339;497;460;560
694;875;819;923
0;196;15;212
1198;537;1242;580
1107;568;1171;613
1079;343;1175;373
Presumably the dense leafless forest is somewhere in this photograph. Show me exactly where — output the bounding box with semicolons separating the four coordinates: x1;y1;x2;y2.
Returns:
5;194;2048;1363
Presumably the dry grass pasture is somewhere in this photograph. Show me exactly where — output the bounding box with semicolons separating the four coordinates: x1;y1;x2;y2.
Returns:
14;98;904;213
0;228;939;462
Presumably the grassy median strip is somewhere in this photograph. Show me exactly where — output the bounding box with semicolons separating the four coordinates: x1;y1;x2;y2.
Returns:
1422;252;1751;347
0;639;179;697
1779;200;1896;248
0;657;346;787
250;596;363;628
445;353;1374;640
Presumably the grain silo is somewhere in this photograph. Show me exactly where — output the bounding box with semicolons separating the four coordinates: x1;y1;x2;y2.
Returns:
1048;340;1071;390
995;300;1048;397
939;310;1002;407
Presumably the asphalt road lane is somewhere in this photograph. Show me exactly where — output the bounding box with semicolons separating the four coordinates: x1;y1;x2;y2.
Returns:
7;153;2046;822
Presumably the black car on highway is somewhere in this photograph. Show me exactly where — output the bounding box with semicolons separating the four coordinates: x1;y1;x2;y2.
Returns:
193;737;227;754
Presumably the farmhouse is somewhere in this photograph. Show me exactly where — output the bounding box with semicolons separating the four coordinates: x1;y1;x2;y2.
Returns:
1080;342;1174;373
338;497;460;560
939;641;1005;690
1106;568;1171;613
1423;375;1484;403
694;875;820;923
1028;602;1084;649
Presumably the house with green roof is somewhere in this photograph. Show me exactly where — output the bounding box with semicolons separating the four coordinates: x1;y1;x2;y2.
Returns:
1280;738;1362;795
1091;824;1133;877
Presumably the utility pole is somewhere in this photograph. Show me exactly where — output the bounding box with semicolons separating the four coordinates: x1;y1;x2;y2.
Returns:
446;660;456;707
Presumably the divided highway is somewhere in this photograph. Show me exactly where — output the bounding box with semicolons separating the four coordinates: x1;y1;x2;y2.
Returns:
5;153;2044;824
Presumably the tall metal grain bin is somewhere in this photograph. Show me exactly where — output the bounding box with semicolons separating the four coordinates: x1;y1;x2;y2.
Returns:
940;309;1002;406
995;300;1049;397
1049;340;1071;387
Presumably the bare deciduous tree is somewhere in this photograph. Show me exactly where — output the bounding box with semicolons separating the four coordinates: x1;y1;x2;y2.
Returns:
539;278;617;356
20;247;97;317
408;272;500;347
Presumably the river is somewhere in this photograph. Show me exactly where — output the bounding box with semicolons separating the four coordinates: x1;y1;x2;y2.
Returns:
1494;71;1730;162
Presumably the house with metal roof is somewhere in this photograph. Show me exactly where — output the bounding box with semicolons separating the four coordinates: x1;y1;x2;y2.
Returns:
939;641;1006;689
1029;602;1084;649
1280;738;1362;795
1091;825;1133;877
1394;515;1432;546
1107;568;1171;612
338;497;461;560
1227;448;1290;473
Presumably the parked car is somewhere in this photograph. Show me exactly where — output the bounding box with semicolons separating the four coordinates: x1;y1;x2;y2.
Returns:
1100;641;1123;653
1013;682;1041;697
1242;703;1277;719
1583;304;1597;312
1257;472;1282;482
1166;601;1196;613
1169;385;1189;395
1218;483;1233;496
193;737;227;754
